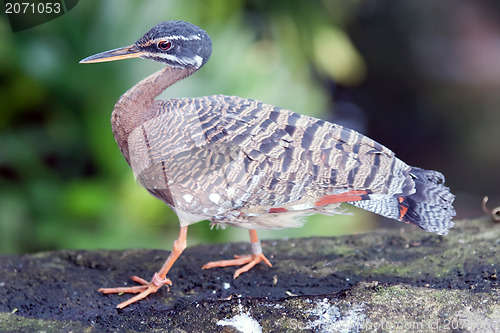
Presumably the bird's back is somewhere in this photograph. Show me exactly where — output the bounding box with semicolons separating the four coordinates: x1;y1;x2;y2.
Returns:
127;94;454;233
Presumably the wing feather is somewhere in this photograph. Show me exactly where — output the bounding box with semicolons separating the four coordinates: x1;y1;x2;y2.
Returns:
127;94;414;223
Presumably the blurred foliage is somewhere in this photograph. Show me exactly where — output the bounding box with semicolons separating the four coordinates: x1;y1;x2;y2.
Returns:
1;0;499;254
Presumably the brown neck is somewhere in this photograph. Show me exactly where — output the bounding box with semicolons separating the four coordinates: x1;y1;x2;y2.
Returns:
111;66;196;163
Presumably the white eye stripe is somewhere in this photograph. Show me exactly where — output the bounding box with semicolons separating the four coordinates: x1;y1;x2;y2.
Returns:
152;34;202;43
173;34;202;41
145;52;203;68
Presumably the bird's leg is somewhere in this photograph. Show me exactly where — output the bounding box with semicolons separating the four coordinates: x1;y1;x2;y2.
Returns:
202;229;272;279
99;226;188;309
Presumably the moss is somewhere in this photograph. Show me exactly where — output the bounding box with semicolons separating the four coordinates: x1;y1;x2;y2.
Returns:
347;283;500;333
0;218;498;331
0;312;95;332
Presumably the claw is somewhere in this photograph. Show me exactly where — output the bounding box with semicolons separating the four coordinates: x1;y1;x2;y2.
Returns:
99;273;173;309
202;230;272;279
202;253;272;279
98;226;187;308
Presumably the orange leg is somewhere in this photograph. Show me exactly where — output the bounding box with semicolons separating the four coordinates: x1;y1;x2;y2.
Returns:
202;229;272;279
99;226;188;309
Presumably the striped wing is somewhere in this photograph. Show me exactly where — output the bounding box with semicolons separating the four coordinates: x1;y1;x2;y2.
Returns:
127;94;414;225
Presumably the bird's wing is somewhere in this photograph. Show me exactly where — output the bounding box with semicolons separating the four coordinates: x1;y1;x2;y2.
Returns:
127;95;414;221
209;95;414;202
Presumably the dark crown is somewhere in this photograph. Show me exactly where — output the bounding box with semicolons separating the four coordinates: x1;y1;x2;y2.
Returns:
134;20;212;69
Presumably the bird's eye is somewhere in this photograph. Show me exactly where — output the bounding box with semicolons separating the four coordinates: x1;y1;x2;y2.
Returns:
158;41;172;50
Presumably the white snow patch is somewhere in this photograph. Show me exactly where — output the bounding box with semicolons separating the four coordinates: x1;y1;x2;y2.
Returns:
305;298;367;333
217;313;262;333
217;299;262;333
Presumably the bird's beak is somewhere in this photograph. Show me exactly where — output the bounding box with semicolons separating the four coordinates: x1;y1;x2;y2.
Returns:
80;44;145;64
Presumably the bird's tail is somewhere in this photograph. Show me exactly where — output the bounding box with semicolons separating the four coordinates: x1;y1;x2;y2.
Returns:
397;167;455;234
351;167;456;235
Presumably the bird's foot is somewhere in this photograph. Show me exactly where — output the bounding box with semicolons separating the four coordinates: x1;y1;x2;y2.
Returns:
202;253;272;279
99;273;172;309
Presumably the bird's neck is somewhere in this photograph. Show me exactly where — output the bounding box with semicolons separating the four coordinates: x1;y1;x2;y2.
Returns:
111;66;196;163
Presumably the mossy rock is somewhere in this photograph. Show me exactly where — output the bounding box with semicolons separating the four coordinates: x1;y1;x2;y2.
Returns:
0;218;498;332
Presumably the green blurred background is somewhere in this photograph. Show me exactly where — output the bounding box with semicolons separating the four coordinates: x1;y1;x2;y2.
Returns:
1;0;499;254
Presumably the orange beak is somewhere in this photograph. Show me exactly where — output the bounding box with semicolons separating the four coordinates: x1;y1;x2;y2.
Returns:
80;44;145;64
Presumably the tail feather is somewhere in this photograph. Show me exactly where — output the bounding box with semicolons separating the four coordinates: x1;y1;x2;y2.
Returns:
398;167;455;234
351;167;455;235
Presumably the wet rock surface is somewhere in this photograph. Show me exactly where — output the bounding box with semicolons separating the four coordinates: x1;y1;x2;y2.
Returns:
0;218;498;332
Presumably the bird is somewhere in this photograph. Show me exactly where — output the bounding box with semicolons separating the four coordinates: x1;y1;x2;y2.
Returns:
80;20;455;309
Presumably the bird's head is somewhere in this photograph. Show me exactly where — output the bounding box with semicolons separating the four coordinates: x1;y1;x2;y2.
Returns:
80;20;212;69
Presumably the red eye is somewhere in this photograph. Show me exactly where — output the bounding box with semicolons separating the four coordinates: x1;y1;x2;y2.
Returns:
158;41;172;50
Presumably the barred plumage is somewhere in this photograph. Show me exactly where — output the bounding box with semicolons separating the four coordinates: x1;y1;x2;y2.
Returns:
81;20;455;309
128;94;455;233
